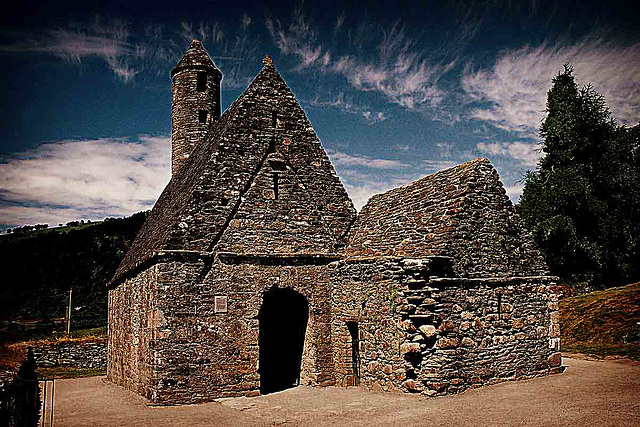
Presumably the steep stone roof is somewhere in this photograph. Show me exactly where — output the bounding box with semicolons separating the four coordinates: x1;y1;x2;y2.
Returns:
171;40;222;79
344;158;549;278
109;60;356;287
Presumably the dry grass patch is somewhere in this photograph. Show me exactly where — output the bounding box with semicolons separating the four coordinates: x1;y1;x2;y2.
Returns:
560;283;640;360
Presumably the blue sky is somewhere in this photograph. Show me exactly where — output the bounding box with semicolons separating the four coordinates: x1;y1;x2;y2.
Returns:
0;0;638;229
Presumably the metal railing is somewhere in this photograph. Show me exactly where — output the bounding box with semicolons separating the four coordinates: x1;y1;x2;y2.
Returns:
40;377;55;427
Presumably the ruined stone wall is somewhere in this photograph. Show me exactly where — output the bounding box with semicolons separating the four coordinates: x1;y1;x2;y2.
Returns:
330;256;561;396
31;340;106;369
401;275;561;395
107;266;158;400
144;254;335;404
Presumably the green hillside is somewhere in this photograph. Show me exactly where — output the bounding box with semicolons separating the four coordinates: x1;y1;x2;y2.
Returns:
0;212;146;340
560;283;640;360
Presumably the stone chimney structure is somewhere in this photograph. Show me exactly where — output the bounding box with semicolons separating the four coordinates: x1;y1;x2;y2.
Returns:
170;40;222;176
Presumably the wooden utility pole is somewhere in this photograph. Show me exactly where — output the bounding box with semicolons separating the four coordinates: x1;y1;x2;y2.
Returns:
66;288;72;335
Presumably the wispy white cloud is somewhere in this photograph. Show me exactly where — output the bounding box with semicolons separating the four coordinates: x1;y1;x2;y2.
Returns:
329;22;452;111
179;21;224;45
266;11;453;112
392;144;411;153
504;183;524;202
422;159;460;172
1;15;260;85
462;36;640;136
476;141;541;167
305;92;388;122
362;111;387;123
0;18;142;82
328;151;407;169
0;137;170;227
266;6;324;71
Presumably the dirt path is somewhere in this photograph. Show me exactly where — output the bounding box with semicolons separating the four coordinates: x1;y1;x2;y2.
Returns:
50;357;639;426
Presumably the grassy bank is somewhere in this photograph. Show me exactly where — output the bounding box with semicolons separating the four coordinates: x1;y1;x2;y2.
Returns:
560;282;640;360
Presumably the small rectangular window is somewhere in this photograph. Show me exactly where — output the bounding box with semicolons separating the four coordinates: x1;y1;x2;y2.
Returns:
196;72;207;92
272;111;277;127
267;138;276;154
273;173;279;200
198;110;208;124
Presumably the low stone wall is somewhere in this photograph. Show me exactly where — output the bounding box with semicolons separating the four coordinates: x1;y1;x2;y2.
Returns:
0;367;15;391
31;340;107;369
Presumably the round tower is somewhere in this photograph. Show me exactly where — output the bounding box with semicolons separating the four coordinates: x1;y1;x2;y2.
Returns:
170;40;222;176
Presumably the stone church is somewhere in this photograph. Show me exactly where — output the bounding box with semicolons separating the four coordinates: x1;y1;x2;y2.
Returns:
107;40;561;405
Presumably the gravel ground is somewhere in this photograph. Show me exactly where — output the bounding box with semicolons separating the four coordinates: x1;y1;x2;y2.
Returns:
47;356;639;426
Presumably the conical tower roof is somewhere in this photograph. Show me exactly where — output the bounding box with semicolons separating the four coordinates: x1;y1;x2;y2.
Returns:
171;40;222;79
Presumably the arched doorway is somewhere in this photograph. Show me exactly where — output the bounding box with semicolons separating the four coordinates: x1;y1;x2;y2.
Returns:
258;287;309;394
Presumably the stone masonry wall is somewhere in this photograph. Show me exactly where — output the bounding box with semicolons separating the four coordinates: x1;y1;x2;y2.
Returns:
344;159;548;278
31;340;106;369
329;257;452;391
330;256;561;396
142;254;335;404
107;265;158;400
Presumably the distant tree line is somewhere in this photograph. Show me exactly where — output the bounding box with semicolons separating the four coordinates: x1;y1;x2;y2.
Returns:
4;219;102;234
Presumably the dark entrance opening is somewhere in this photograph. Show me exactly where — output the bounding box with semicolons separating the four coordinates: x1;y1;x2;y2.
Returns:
259;287;309;394
346;321;360;386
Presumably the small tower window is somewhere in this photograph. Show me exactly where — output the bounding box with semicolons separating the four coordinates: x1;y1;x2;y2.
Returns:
273;173;279;200
497;293;502;319
272;111;277;127
267;138;276;154
196;72;207;92
198;110;208;124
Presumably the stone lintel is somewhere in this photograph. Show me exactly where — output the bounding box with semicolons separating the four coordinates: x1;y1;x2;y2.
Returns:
429;275;559;289
335;255;454;265
216;251;341;266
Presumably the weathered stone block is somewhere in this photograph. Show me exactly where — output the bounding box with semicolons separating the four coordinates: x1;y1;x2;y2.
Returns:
548;353;562;367
402;379;424;392
419;325;438;338
436;337;460;349
400;342;421;355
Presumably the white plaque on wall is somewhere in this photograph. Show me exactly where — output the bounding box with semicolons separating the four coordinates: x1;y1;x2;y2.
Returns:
214;295;228;313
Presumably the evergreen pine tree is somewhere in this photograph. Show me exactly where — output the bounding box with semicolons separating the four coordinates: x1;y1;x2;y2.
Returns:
518;64;640;286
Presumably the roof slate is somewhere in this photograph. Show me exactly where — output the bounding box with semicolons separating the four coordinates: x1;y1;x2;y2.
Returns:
171;40;221;78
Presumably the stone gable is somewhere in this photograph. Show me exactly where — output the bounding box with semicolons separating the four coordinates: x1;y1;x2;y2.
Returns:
216;152;337;254
345;158;548;277
110;60;356;286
